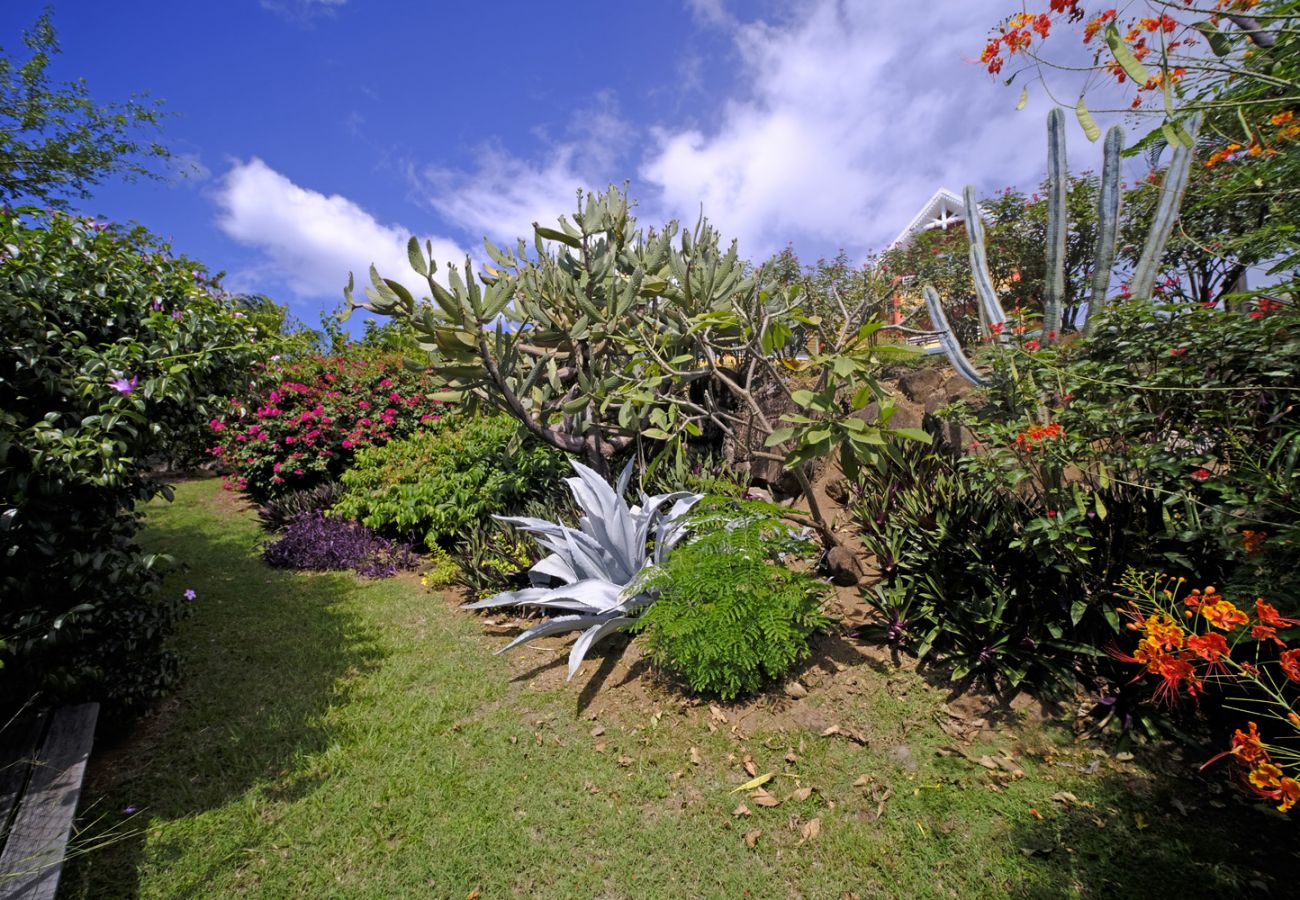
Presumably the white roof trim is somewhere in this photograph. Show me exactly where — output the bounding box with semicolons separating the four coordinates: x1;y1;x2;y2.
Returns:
885;188;970;252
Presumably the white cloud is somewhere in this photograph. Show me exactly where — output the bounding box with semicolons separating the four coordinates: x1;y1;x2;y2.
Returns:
640;0;1116;262
260;0;345;22
418;94;632;245
213;158;466;303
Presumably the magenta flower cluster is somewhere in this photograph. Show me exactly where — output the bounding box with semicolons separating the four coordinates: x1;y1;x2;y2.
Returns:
209;354;448;502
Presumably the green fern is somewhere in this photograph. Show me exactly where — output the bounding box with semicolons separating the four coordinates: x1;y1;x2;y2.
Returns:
635;514;829;700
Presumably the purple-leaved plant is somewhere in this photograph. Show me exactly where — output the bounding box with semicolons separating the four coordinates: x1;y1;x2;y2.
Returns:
262;511;415;578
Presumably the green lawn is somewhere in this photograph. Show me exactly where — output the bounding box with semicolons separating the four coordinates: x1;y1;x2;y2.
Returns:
64;479;1295;898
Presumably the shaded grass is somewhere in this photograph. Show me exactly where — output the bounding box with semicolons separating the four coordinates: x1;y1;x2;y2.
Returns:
64;479;1296;898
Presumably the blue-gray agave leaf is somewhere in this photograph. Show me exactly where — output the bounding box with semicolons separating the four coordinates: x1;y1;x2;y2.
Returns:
462;459;702;680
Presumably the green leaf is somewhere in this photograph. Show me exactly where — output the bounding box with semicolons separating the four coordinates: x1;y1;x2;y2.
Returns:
790;390;816;408
1070;600;1087;627
641;427;671;441
534;225;581;249
406;236;427;276
1192;21;1231;57
1075;97;1101;142
888;427;932;444
764;427;797;447
1106;23;1150;86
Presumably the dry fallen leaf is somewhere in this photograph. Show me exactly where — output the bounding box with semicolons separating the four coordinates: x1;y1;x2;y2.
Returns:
467;890;481;900
710;704;728;724
733;803;752;818
742;753;758;778
751;788;782;808
785;751;798;764
689;746;703;766
788;787;813;802
1051;791;1079;806
534;733;543;747
852;774;871;787
801;818;821;841
784;681;809;699
594;741;606;754
590;725;605;737
583;781;600;795
730;772;774;794
821;725;842;737
617;755;633;767
744;829;761;849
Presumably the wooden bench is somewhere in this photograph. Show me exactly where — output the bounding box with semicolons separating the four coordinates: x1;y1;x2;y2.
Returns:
0;704;99;899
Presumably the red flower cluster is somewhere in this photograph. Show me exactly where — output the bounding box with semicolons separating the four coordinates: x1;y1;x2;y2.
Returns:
210;354;448;502
1119;579;1300;812
1014;421;1064;449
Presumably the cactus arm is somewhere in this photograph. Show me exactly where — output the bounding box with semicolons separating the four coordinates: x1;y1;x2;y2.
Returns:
923;285;984;386
1084;124;1125;337
1130;114;1202;301
963;185;1008;338
1043;108;1068;339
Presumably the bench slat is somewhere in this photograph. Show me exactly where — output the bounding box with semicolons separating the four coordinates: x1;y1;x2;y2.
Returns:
0;704;98;900
0;715;47;846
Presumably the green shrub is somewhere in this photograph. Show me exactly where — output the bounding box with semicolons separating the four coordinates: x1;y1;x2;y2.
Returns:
0;209;264;714
333;415;568;548
636;509;828;700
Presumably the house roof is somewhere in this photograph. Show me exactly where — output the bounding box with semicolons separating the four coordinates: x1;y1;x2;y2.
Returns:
885;187;968;252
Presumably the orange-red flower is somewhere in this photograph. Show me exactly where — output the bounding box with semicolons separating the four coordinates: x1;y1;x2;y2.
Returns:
1242;530;1267;555
1277;778;1300;812
1281;648;1300;683
1186;631;1230;664
1256;599;1298;629
1202;599;1249;632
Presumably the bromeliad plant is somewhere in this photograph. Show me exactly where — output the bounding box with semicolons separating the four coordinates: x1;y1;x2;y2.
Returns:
463;460;702;680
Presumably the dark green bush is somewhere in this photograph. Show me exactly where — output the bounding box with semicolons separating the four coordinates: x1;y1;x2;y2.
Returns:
636;509;828;700
0;209;263;714
333;414;568;549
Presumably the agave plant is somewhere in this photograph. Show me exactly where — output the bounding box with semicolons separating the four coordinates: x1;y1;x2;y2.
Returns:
463;460;702;679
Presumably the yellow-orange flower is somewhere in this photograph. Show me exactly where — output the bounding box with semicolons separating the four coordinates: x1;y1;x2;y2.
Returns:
1249;762;1284;791
1271;110;1294;126
1202;599;1249;632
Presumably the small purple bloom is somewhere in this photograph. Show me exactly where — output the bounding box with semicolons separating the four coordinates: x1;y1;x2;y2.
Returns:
171;310;183;321
151;298;163;311
183;589;196;601
122;805;138;815
109;375;138;396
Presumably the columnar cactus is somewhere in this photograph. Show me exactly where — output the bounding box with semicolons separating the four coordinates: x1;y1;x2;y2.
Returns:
930;109;1201;383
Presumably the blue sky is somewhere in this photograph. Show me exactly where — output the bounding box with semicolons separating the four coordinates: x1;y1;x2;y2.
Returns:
1;0;1128;326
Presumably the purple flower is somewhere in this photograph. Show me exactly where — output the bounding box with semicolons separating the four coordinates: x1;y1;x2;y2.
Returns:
122;805;138;815
171;310;183;321
151;298;163;311
109;375;138;396
183;589;196;601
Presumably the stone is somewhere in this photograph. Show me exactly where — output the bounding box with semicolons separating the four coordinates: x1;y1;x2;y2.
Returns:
898;368;944;403
824;546;866;587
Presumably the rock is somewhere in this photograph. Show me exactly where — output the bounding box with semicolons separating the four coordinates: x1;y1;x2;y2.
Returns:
898;368;944;403
825;546;866;587
824;477;848;503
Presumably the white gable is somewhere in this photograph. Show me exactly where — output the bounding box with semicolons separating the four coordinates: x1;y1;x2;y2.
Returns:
886;188;967;251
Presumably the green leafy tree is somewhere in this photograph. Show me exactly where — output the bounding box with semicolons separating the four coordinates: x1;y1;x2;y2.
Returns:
0;10;171;205
349;186;925;541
